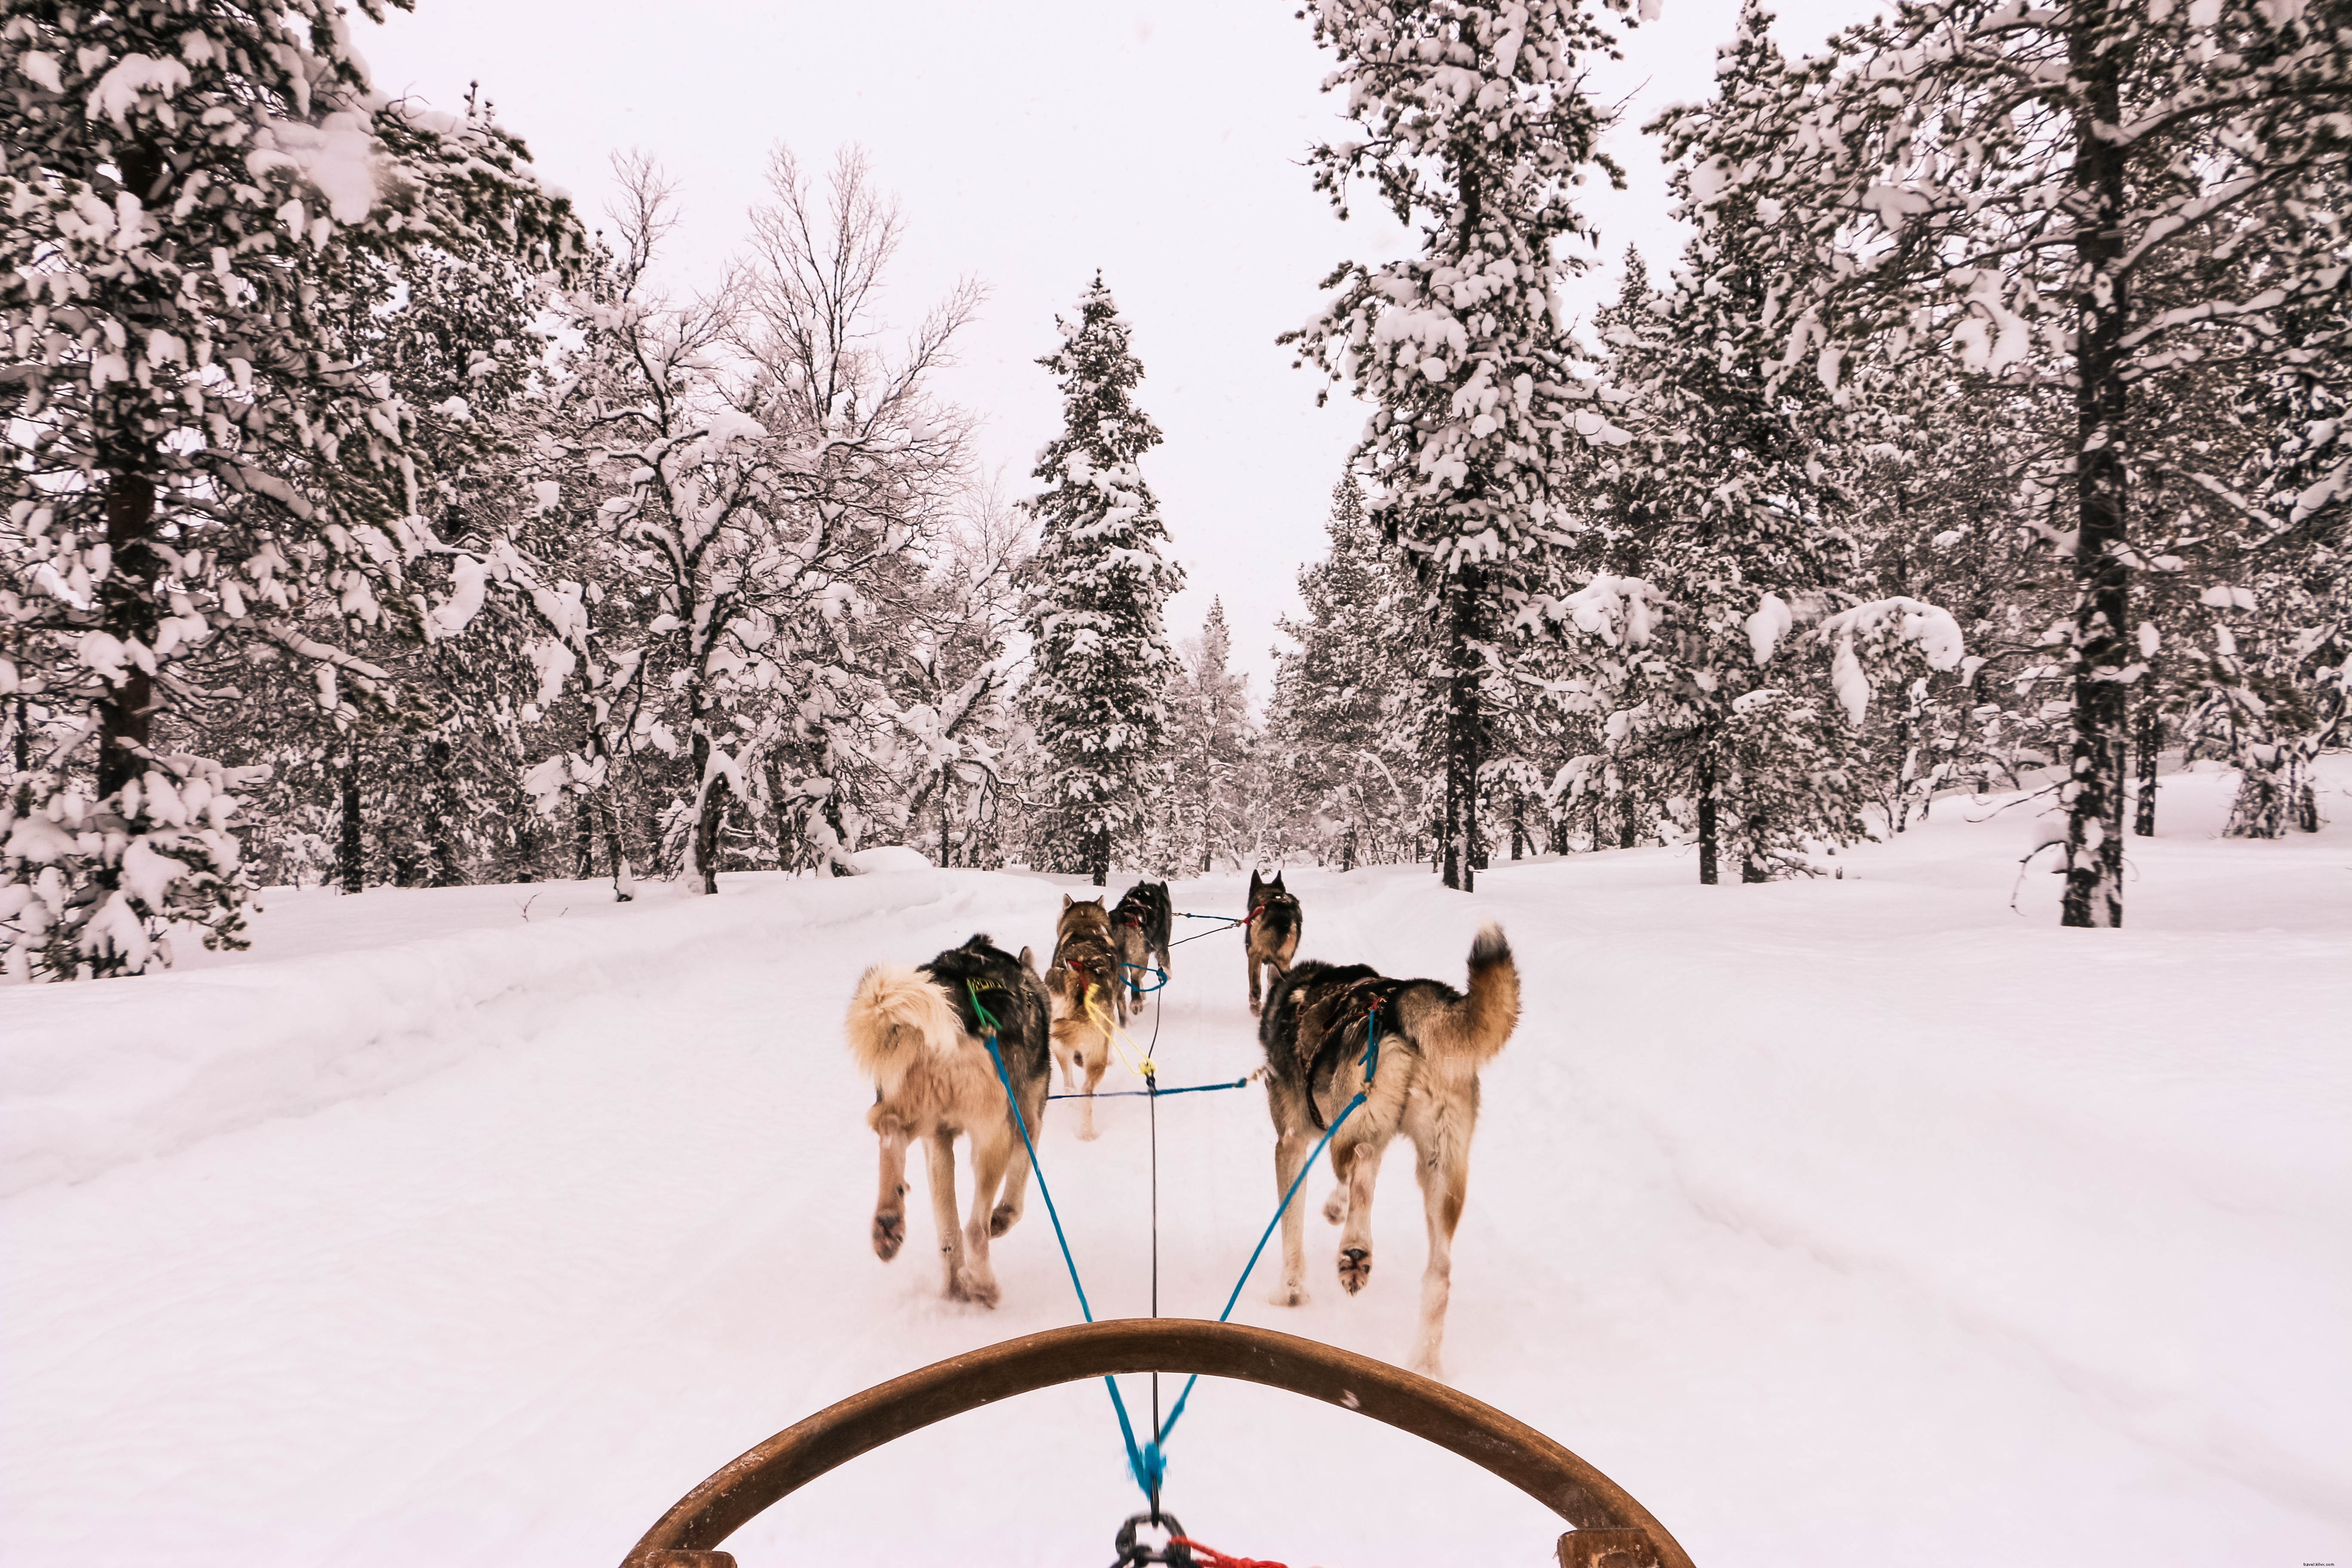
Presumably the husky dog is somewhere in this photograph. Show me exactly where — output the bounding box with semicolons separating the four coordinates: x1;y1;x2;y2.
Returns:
1046;894;1121;1140
845;934;1051;1308
1256;925;1520;1378
1109;879;1174;1014
1244;868;1303;1017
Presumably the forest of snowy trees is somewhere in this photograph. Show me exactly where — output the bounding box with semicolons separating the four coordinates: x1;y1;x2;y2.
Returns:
5;0;2347;977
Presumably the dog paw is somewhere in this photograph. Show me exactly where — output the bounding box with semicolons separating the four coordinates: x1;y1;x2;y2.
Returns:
1410;1351;1446;1381
958;1271;1001;1309
1268;1282;1309;1308
1322;1189;1348;1225
989;1202;1020;1237
872;1212;904;1260
1338;1246;1372;1294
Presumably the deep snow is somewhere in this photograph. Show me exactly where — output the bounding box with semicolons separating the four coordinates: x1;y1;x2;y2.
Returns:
2;764;2346;1568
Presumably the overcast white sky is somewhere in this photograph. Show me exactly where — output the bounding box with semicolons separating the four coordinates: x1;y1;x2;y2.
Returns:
355;0;1880;698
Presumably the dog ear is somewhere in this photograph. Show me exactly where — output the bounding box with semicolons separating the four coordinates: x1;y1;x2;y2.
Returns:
1061;893;1072;910
1020;946;1037;973
1249;869;1263;896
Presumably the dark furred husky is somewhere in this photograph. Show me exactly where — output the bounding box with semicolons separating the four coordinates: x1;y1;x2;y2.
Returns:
1256;925;1520;1378
1244;868;1303;1016
1109;879;1173;1012
1047;894;1121;1140
845;934;1051;1308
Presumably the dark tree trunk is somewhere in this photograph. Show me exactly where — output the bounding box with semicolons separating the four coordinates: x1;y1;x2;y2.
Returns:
2133;705;2160;836
574;799;597;879
1441;581;1479;892
423;735;462;887
337;739;364;894
1696;748;1720;886
96;470;159;802
1510;789;1525;861
693;775;731;894
603;801;634;901
2060;6;2131;928
1090;824;1110;887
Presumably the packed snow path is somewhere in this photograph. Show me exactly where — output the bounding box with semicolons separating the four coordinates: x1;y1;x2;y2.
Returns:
3;767;2347;1568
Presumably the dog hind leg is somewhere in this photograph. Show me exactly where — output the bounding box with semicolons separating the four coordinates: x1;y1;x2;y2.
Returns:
1078;1049;1107;1141
925;1131;968;1301
958;1126;1009;1308
1409;1140;1470;1379
1336;1127;1386;1295
1268;1124;1314;1307
1322;1139;1353;1225
990;1109;1034;1237
872;1115;911;1261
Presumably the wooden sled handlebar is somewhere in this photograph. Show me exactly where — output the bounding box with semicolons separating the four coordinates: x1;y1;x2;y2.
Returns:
619;1317;1694;1568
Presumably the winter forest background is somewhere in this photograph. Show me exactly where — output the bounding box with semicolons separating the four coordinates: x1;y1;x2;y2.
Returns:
5;0;2349;980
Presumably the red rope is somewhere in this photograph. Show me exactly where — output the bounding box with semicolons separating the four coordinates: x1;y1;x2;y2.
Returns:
1171;1537;1290;1568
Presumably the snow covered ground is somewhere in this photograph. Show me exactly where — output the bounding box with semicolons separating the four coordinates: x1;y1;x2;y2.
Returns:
3;764;2346;1568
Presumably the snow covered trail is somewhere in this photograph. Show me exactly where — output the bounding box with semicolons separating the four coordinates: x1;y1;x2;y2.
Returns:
3;767;2347;1568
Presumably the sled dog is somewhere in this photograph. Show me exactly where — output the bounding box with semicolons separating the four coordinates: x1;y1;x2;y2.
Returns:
1109;879;1174;1013
1047;894;1121;1140
1256;925;1520;1378
846;934;1051;1308
1244;868;1303;1016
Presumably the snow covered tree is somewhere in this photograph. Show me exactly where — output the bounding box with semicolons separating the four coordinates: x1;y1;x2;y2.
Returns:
1164;597;1253;871
529;149;974;894
0;1;580;979
1573;17;1881;882
1286;0;1643;891
1018;276;1184;885
1267;477;1433;867
1730;0;2352;923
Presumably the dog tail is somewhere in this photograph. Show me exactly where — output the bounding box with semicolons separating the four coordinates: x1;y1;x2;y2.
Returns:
1410;923;1520;1066
846;964;961;1094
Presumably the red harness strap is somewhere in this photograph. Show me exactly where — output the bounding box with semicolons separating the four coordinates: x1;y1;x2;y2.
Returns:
1170;1539;1290;1568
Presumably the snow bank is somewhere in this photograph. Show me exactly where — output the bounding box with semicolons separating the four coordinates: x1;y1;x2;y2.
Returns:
0;871;947;1197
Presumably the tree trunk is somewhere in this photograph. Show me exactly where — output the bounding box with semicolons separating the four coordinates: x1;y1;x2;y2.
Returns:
692;773;730;893
424;735;462;887
2292;753;2320;833
575;799;597;879
1442;582;1479;892
1510;788;1525;861
2059;5;2131;928
604;801;635;901
337;738;364;894
1090;824;1110;887
2133;705;2160;836
96;470;159;802
1696;747;1720;886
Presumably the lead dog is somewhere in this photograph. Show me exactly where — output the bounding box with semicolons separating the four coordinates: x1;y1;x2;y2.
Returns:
1047;894;1121;1139
1244;868;1302;1016
846;934;1051;1308
1109;879;1173;1015
1256;925;1520;1378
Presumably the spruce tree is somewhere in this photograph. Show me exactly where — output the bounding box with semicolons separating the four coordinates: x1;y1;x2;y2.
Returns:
1019;276;1184;884
1166;597;1252;871
1286;0;1641;891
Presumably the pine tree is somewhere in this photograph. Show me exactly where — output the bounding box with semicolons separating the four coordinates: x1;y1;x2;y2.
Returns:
0;1;580;979
1285;0;1642;891
1165;597;1252;871
1019;276;1185;885
1267;478;1433;867
1595;6;1876;882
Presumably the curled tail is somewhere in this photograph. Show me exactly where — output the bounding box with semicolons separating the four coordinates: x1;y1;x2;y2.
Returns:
847;965;961;1094
1404;923;1520;1066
